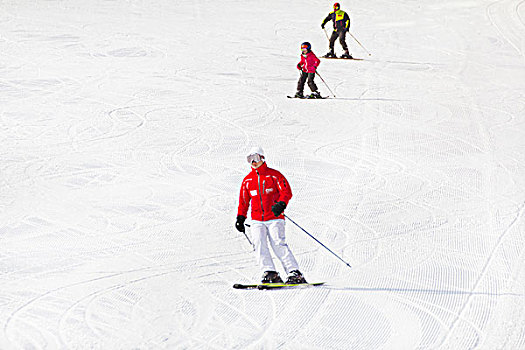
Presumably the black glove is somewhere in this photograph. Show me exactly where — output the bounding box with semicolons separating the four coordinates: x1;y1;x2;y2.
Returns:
321;24;325;29
271;201;287;217
235;215;246;233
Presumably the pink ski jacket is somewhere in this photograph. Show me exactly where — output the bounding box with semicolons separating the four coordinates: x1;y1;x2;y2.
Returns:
297;51;320;73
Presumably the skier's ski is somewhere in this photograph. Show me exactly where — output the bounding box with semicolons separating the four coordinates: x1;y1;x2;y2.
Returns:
233;282;325;290
258;282;325;290
287;95;330;99
233;284;255;289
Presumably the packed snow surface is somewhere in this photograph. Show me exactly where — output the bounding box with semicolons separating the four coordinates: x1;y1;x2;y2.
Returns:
1;0;525;349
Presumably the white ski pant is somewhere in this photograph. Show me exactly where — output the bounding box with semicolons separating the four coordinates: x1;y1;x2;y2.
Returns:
250;219;300;275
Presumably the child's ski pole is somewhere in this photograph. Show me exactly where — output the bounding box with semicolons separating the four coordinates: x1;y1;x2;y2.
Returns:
315;71;336;98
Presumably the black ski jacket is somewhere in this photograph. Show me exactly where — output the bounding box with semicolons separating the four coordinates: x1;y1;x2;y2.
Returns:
322;10;350;32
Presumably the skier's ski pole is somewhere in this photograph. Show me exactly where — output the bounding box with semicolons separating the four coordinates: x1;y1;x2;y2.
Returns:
243;223;255;250
322;27;330;41
348;32;371;56
315;71;336;98
284;214;351;268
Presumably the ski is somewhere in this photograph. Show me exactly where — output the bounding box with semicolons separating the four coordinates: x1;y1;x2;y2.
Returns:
233;282;325;290
321;57;363;61
258;282;325;290
287;96;330;99
233;283;267;290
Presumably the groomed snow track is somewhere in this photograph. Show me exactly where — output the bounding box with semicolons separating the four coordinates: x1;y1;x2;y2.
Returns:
1;0;524;349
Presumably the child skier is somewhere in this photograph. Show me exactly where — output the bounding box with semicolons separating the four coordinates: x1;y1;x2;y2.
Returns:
294;42;322;99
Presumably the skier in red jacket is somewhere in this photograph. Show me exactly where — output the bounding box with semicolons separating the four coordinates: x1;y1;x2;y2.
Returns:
235;146;307;284
294;42;322;99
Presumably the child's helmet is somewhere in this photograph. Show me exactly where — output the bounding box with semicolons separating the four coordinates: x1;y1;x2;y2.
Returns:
334;2;340;10
301;42;311;51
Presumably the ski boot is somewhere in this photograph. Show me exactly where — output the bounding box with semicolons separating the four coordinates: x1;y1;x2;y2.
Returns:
307;91;322;99
286;270;307;284
322;50;336;58
294;91;304;98
340;50;353;59
261;271;283;284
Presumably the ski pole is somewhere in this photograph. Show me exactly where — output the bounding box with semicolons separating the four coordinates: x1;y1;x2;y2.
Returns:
243;223;255;250
315;71;336;98
322;27;330;41
284;214;352;268
348;32;371;56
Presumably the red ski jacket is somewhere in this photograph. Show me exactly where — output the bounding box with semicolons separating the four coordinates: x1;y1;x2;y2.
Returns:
297;51;320;73
237;162;292;221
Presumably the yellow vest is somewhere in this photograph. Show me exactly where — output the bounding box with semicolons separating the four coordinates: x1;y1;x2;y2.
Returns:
335;10;346;22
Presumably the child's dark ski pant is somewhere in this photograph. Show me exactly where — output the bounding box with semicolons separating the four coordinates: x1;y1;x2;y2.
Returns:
297;72;318;92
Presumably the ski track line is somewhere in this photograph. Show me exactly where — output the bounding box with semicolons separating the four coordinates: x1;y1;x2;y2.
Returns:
91;104;147;142
0;18;116;108
4;89;148;153
367;100;496;204
0;223;179;301
371;99;487;161
204;251;287;349
219;291;278;348
57;253;247;347
82;273;176;345
389;290;453;348
487;0;525;57
170;108;251;156
450;100;524;194
392;292;485;349
319;143;435;213
154;109;215;174
4;270;138;348
518;0;525;27
57;269;184;348
155;250;278;346
292;137;439;224
3;231;155;277
219;92;280;132
304;193;419;252
439;200;525;348
304;155;444;228
0;231;145;281
206;293;266;346
293;168;444;268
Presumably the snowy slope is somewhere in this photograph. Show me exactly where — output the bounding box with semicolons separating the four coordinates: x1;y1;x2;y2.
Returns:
1;0;525;349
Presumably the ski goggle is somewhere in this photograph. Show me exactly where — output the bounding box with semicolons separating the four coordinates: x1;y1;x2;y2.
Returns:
247;153;263;164
301;45;309;51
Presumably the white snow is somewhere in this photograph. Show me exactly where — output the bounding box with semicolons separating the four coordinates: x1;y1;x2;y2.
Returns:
1;0;525;348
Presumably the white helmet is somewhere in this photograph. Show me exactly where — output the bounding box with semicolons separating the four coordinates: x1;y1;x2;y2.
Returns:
247;146;265;164
247;146;264;157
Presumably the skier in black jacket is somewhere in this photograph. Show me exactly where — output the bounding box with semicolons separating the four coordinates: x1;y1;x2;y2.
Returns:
321;2;352;58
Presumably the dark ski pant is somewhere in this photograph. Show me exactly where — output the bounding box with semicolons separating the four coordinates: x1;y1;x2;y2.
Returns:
329;30;348;51
297;71;318;93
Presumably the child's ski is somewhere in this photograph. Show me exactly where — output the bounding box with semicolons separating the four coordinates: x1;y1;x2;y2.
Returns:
321;57;364;61
287;95;330;99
